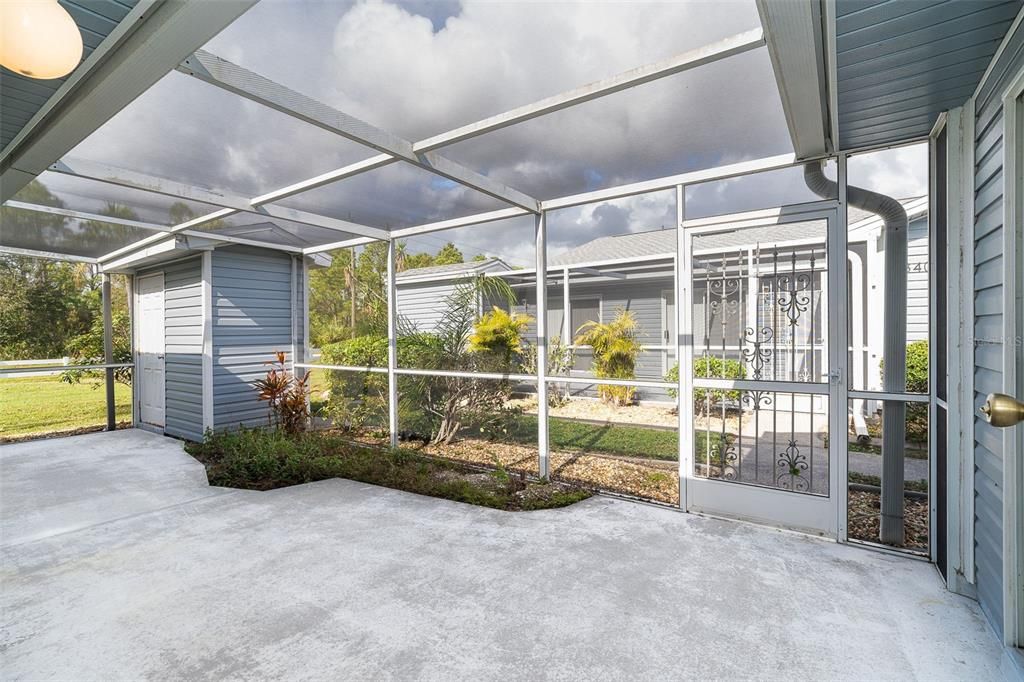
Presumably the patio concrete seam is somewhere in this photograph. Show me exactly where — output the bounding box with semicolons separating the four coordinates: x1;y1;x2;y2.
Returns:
0;487;241;550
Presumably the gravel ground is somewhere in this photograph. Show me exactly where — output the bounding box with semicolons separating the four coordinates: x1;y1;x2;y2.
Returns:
331;422;931;534
417;438;680;505
510;397;678;427
847;489;929;551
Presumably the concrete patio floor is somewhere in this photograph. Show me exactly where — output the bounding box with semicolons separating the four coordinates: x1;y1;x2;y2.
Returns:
0;430;1005;680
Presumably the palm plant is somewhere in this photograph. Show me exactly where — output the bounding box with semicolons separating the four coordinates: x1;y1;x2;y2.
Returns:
403;275;522;444
574;308;642;406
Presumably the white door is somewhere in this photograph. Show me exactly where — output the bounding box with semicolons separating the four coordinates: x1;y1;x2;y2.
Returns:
137;273;165;427
681;207;842;535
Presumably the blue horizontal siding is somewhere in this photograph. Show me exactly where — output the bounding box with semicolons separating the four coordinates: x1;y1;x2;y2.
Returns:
137;257;204;442
211;246;298;432
834;0;1022;149
969;10;1022;638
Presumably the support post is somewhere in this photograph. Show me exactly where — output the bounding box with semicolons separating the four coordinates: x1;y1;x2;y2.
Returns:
536;212;549;478
387;239;399;448
676;185;690;510
562;267;571;343
126;274;136;427
833;155;850;541
102;273;115;431
350;248;357;334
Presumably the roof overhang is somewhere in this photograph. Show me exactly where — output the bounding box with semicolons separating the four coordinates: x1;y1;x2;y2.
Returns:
830;0;1022;153
0;0;258;202
101;233;334;274
756;0;832;159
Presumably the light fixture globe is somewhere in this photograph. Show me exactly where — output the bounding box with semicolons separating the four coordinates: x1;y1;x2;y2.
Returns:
0;0;84;80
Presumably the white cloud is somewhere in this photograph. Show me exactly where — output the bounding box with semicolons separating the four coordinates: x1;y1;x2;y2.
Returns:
55;1;925;262
848;143;929;199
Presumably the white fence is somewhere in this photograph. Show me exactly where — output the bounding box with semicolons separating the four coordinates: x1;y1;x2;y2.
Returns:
0;357;71;378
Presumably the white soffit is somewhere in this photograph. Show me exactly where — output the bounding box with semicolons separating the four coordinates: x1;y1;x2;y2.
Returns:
756;0;831;158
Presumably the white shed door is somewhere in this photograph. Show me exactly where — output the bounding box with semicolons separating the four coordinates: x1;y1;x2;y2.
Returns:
137;274;165;427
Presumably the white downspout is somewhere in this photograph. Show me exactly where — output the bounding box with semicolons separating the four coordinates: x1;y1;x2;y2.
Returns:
805;160;908;546
847;250;868;440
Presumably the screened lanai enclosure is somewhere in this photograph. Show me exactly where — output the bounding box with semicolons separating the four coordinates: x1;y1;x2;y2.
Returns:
2;0;1024;658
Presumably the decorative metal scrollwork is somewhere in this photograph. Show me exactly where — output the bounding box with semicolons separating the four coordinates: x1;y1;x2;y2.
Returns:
775;439;809;492
716;439;738;480
775;273;811;328
741;389;772;411
709;278;740;297
741;326;773;380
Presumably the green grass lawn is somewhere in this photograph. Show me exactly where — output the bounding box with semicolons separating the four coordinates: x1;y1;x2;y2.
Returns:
0;375;132;439
504;414;719;461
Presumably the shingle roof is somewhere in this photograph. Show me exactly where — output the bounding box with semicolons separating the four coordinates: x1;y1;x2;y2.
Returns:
549;197;925;266
208;222;308;247
396;257;508;280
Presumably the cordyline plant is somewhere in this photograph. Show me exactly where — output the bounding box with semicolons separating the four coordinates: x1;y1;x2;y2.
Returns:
252;351;310;435
574;308;642;406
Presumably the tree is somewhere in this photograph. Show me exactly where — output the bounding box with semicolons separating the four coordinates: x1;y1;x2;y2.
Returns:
79;202;140;254
403;252;435;270
433;242;464;266
309;247;356;346
0;181;97;360
307;239;457;347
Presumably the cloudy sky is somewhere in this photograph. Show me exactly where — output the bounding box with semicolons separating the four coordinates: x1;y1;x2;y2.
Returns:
46;0;926;264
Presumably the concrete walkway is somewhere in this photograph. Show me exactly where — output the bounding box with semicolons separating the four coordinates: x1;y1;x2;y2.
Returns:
0;430;1005;680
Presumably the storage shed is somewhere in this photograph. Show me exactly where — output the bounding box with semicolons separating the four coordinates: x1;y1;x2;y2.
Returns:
105;229;328;442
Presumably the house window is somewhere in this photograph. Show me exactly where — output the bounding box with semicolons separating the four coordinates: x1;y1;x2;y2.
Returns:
569;298;599;372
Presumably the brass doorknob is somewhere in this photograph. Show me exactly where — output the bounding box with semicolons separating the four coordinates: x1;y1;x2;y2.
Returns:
980;393;1024;427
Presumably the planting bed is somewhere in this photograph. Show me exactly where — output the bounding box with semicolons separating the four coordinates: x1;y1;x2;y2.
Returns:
187;428;591;512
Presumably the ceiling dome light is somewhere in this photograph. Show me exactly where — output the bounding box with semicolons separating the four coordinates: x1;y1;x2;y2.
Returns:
0;0;83;80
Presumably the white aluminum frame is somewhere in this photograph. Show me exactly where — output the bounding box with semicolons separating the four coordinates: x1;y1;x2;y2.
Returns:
201;251;213;433
0;16;956;557
680;202;844;537
0;28;780;266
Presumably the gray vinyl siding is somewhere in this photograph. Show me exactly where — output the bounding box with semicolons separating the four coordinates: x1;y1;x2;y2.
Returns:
906;216;930;340
514;276;675;402
139;257;204;442
971;18;1023;639
212;246;295;430
397;280;460;333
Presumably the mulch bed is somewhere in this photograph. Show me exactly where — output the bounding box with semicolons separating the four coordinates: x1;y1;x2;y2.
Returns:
847;489;929;551
416;437;680;505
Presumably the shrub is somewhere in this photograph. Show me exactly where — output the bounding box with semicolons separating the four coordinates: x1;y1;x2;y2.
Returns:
879;339;928;393
319;334;441;432
521;335;575;406
574;308;642;405
468;306;531;369
879;339;928;443
664;357;745;413
60;308;133;387
185;427;592;511
399;278;521;445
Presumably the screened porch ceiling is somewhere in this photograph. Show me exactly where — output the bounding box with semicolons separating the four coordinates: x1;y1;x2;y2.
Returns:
0;1;1018;266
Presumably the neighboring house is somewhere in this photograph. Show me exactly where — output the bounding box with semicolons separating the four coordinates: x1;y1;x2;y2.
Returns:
395;258;512;333
395;199;929;404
